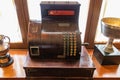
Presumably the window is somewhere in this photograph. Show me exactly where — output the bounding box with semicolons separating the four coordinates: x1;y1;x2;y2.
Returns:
3;0;115;49
0;0;29;48
0;0;22;43
85;0;120;48
27;0;90;42
0;0;91;49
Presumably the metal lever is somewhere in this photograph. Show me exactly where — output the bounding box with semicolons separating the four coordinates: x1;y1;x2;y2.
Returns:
81;43;89;46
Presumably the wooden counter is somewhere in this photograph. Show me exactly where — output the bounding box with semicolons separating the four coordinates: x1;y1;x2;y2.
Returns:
23;47;95;80
88;49;120;80
0;48;120;80
0;49;27;80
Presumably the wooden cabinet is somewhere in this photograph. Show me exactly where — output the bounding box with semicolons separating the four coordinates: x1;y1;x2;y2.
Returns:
23;47;95;80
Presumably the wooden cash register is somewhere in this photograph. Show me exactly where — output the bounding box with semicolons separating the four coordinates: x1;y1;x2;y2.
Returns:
24;1;95;80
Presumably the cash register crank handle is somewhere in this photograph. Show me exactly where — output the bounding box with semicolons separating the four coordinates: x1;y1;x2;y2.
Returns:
81;43;89;46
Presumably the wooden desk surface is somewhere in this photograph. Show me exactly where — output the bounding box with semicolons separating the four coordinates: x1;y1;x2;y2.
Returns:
0;49;27;79
0;48;120;80
88;49;120;80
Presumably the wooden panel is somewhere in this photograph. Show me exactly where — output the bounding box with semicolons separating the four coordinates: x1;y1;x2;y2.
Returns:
84;0;103;48
23;47;95;79
13;0;29;49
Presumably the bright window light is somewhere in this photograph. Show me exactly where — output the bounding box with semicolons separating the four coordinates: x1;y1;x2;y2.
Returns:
0;0;22;43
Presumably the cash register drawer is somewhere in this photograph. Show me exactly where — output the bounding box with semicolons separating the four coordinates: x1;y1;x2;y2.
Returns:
24;68;94;77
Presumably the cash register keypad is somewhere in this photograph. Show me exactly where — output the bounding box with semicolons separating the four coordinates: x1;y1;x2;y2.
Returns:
63;32;77;57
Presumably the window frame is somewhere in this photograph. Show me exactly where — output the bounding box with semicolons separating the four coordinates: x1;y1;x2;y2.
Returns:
84;0;120;49
12;0;120;49
10;0;29;49
14;0;103;49
84;0;103;48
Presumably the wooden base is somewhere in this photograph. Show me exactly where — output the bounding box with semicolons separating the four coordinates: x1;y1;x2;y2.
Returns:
23;47;95;79
93;45;120;65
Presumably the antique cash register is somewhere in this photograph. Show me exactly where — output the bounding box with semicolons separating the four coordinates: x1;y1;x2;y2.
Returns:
28;1;81;59
24;1;95;79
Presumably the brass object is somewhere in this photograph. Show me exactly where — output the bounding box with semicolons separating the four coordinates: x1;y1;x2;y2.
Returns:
101;17;120;53
0;35;13;67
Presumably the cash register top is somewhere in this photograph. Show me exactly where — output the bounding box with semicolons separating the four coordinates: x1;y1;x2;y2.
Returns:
41;1;80;5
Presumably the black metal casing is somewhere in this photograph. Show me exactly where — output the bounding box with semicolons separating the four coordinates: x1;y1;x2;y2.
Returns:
28;1;81;59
